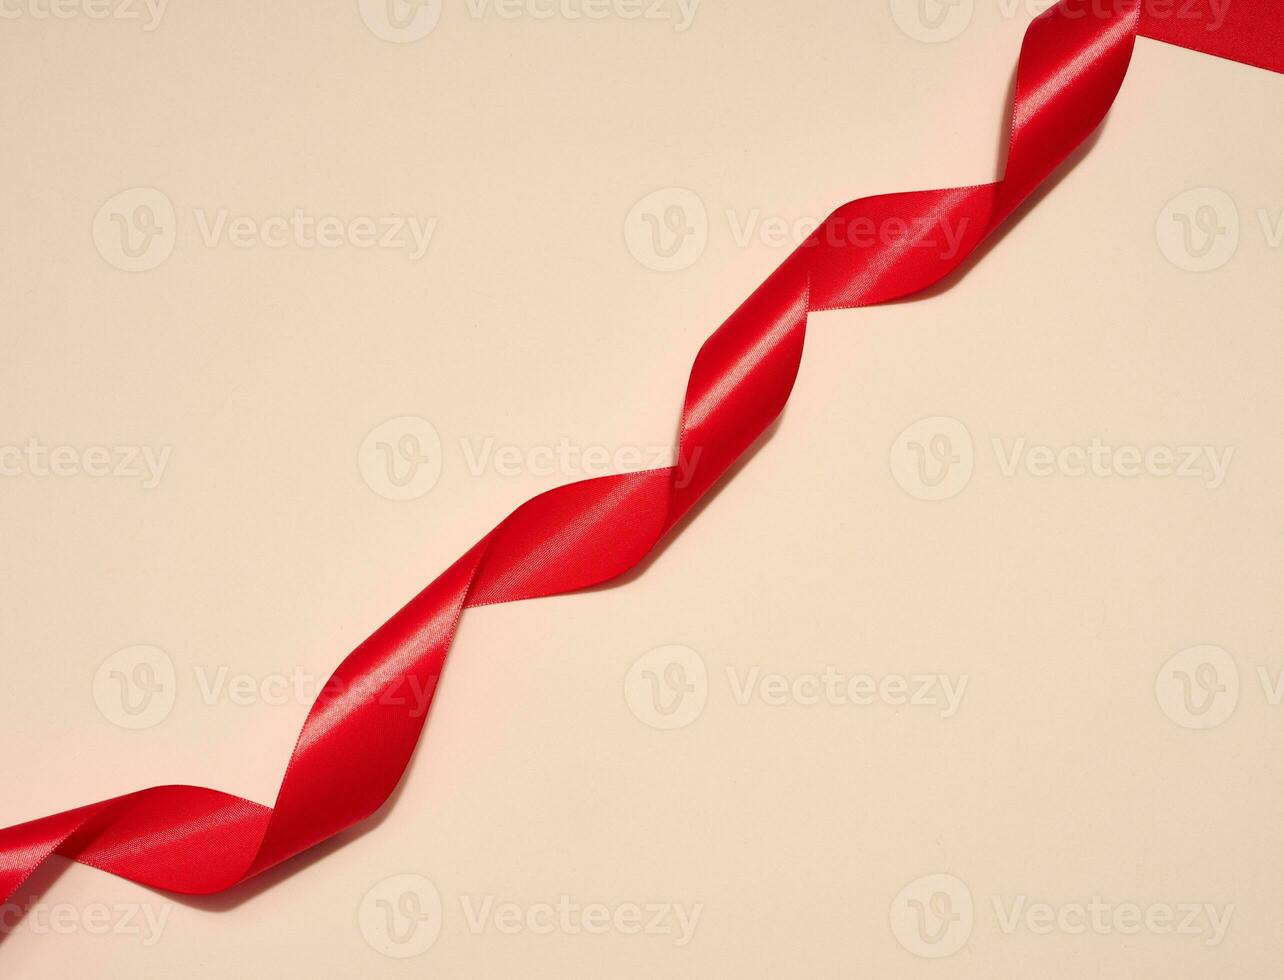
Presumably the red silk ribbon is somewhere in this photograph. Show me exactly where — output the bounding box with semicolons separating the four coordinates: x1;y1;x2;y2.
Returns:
2;0;1281;909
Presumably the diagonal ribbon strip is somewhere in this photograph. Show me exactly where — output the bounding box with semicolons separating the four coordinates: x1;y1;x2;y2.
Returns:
2;0;1280;909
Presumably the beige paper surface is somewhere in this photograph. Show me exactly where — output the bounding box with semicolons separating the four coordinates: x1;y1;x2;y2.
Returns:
1;1;1281;976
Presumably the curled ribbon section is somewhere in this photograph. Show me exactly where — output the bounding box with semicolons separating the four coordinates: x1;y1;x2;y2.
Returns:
1;0;1280;908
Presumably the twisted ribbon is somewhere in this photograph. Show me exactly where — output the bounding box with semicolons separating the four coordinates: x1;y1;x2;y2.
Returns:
2;0;1280;909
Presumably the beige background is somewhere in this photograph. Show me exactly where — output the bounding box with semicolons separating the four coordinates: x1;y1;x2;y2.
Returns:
2;0;1283;976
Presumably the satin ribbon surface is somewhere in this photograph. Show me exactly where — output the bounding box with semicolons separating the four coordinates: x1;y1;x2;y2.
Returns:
2;0;1280;911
